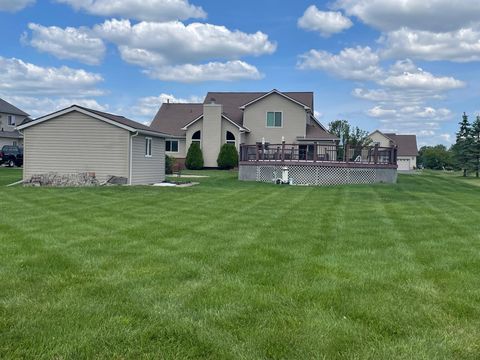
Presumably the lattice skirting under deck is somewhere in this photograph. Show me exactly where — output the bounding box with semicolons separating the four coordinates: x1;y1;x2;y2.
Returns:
239;164;397;185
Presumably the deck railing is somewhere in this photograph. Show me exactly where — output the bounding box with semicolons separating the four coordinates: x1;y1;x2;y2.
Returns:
239;143;397;165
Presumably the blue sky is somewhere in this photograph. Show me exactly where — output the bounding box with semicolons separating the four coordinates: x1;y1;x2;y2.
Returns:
1;0;479;146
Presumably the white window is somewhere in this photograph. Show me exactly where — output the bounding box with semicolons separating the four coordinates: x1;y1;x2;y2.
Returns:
7;115;15;126
266;112;282;128
145;137;152;157
166;140;179;152
226;131;236;145
192;130;201;146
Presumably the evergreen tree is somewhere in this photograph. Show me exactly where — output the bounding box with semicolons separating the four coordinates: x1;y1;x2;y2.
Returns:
185;143;204;170
454;112;473;177
217;144;239;169
471;115;480;178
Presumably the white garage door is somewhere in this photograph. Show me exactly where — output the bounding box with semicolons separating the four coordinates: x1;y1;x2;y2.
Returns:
397;158;411;171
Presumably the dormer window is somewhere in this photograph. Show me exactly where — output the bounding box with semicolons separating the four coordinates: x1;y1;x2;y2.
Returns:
266;112;282;128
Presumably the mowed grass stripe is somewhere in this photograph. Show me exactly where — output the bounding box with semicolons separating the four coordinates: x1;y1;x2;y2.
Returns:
1;169;480;359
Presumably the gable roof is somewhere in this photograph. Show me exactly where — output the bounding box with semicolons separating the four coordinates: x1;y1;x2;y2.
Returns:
202;91;314;127
0;98;29;117
384;133;418;156
150;103;203;137
238;89;312;110
17;105;170;137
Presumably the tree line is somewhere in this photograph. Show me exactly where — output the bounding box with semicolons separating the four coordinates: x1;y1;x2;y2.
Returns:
419;113;480;177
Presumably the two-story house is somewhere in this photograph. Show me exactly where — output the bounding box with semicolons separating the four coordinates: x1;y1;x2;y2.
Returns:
150;89;338;167
0;98;30;148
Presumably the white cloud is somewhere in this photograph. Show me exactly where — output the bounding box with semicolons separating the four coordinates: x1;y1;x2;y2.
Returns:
347;59;463;134
298;5;352;37
95;19;276;65
378;69;465;92
335;0;480;32
0;0;34;12
368;105;452;121
93;19;274;82
367;106;397;118
0;95;107;118
144;60;263;82
24;23;106;65
380;27;480;62
439;133;453;143
297;46;383;81
0;56;103;96
55;0;206;22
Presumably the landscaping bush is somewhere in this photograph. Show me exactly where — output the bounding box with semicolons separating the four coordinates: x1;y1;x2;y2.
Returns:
185;143;204;169
217;143;238;169
165;155;175;174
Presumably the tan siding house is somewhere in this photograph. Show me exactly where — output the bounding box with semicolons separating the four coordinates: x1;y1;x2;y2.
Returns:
150;89;338;168
17;106;169;185
0;98;29;147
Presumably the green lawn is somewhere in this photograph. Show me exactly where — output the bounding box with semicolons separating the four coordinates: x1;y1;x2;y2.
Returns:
1;168;480;359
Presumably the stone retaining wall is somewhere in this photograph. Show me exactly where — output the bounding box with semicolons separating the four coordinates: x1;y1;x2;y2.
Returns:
24;172;99;187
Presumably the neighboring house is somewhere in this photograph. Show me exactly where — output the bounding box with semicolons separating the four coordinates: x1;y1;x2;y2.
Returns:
369;130;418;170
150;89;338;167
0;98;30;148
17;105;170;184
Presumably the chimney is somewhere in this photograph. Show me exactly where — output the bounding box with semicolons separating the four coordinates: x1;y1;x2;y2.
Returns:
202;99;222;167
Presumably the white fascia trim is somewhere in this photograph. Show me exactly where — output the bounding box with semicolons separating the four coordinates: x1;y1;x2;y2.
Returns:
181;113;249;132
181;114;204;130
222;114;249;132
239;89;311;110
16;106;136;132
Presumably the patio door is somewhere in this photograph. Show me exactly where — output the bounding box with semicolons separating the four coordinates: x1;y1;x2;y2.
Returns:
299;144;315;161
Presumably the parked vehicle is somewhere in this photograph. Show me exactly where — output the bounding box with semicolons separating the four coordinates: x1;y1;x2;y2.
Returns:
0;145;23;167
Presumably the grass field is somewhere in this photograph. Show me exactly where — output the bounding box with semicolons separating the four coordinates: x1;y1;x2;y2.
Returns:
1;168;480;359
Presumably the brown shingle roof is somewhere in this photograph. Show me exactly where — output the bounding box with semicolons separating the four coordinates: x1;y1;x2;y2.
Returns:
304;123;339;140
148;91;331;139
150;103;203;137
20;105;169;136
384;133;418;156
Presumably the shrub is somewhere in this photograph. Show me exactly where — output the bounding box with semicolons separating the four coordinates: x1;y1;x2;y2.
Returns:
217;143;239;169
165;155;175;174
185;143;204;170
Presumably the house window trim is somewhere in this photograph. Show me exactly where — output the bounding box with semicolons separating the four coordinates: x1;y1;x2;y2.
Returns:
225;131;236;146
265;111;283;128
191;130;202;148
7;115;16;126
145;137;152;157
166;139;179;153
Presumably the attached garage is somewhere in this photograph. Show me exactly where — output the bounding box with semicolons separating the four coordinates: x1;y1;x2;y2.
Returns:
17;105;170;185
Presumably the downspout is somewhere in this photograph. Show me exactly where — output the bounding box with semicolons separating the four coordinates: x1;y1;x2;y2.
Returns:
17;129;25;181
129;131;139;185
